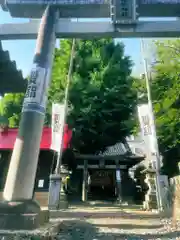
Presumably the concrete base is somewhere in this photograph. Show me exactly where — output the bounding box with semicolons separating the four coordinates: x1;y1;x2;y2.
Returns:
0;199;40;214
0;221;62;238
59;200;68;209
48;173;69;210
0;200;49;230
48;174;61;210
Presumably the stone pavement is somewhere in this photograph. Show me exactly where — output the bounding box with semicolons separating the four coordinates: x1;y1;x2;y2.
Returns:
0;205;179;239
51;206;180;240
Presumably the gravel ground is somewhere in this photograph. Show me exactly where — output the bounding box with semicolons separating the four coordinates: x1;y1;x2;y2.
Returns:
55;219;180;240
53;208;180;240
0;207;180;239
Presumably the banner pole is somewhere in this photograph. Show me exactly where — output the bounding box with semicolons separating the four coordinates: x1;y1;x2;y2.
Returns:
140;39;163;211
54;38;76;174
48;39;76;210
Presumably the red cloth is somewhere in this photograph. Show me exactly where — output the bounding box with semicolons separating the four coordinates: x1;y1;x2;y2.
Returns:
0;125;72;150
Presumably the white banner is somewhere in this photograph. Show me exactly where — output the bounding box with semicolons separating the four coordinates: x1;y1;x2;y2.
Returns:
137;104;158;169
138;104;169;209
23;64;50;114
51;103;65;152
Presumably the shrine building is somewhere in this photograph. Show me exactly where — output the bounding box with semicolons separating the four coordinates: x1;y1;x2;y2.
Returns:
0;126;145;206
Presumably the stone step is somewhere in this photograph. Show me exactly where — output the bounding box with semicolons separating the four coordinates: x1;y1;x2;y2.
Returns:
0;209;49;230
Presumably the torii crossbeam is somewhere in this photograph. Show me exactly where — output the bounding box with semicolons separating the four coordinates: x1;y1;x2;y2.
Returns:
1;20;180;40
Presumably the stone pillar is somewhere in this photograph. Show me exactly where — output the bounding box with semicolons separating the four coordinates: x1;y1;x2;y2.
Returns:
48;174;61;210
3;7;57;203
115;161;122;203
59;166;69;209
82;160;88;202
171;176;180;225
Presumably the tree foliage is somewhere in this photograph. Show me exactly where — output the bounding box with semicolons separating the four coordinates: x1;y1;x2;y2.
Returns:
0;39;138;156
0;44;27;95
150;39;180;177
48;39;138;154
0;93;24;128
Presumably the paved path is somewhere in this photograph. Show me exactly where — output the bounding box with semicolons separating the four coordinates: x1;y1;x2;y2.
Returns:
52;207;180;240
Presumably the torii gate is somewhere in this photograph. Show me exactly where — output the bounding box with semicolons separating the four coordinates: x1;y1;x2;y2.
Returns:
0;0;179;230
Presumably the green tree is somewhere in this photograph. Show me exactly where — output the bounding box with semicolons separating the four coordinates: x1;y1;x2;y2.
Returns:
0;92;50;128
150;39;180;177
48;39;138;154
0;93;24;127
0;42;27;95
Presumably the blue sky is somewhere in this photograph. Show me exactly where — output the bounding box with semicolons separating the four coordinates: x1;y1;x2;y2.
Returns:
0;9;142;77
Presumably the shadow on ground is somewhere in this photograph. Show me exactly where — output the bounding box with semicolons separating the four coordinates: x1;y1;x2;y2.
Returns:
50;210;161;220
55;219;180;240
95;223;163;229
0;217;177;239
70;202;142;210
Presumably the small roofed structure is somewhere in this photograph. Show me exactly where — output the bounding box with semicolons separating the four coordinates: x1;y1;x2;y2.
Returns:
75;141;145;170
67;140;145;203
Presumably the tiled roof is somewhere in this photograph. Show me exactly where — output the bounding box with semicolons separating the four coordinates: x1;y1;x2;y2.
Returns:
98;139;145;158
99;142;130;156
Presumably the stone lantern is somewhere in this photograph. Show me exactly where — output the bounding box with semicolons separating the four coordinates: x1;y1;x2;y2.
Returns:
58;165;70;209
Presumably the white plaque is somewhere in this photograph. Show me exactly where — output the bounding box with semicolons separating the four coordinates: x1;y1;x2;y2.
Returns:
38;179;44;188
116;170;121;181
